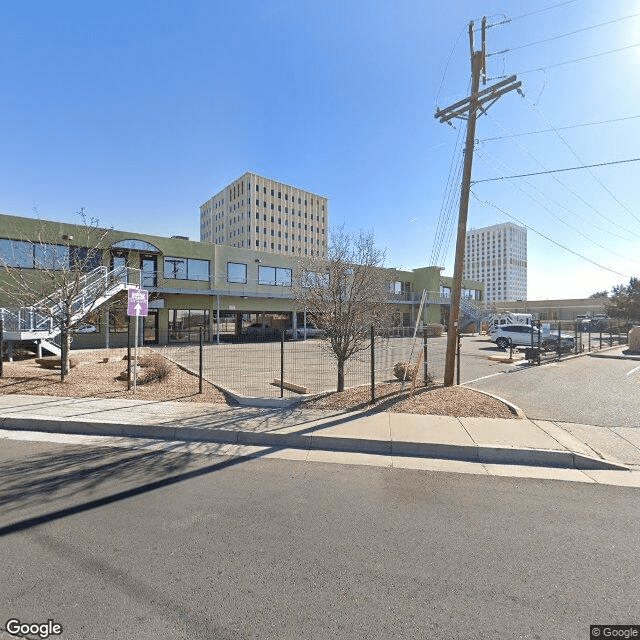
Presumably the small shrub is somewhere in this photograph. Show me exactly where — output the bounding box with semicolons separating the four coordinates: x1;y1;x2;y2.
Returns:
138;359;173;385
393;362;418;381
138;353;166;368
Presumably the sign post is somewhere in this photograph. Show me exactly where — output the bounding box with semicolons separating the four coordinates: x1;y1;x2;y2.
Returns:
127;289;148;393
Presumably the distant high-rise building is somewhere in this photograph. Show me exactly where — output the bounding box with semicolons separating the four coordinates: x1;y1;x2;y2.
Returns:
200;172;328;257
463;222;527;305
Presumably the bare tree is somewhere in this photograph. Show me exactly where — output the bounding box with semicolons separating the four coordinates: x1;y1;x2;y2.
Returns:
0;209;115;379
293;227;396;392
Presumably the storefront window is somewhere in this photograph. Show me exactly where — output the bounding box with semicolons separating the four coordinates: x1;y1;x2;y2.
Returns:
168;309;210;342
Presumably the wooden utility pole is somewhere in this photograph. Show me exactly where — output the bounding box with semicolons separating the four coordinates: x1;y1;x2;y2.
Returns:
435;18;521;387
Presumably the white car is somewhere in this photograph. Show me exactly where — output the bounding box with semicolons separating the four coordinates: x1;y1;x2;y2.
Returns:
74;323;97;334
285;323;324;339
490;324;541;349
490;324;575;351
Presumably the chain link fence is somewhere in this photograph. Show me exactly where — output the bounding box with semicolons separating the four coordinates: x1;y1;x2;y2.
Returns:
148;330;425;399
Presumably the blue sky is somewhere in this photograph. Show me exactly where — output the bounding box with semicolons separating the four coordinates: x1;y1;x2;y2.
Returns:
1;0;639;299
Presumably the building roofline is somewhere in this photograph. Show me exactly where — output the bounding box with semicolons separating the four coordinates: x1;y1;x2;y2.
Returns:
200;171;328;205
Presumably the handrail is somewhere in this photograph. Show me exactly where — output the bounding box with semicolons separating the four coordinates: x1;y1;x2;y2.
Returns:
0;266;140;333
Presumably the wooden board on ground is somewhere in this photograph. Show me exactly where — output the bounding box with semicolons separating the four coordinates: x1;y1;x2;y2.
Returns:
271;379;310;394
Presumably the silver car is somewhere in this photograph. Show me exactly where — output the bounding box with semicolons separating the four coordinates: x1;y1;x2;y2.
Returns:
285;323;324;339
490;324;541;349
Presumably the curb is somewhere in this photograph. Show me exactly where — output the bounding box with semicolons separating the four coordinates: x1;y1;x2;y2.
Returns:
588;352;640;361
462;387;526;419
0;414;627;471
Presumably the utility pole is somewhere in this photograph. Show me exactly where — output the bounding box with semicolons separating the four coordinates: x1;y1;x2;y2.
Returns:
435;17;521;387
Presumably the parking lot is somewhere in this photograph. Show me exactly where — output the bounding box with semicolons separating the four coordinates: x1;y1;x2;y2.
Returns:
153;333;516;398
152;331;634;420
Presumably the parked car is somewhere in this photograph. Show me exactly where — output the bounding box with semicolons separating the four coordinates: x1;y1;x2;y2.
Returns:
490;324;575;351
285;323;324;339
74;323;97;334
540;330;575;351
490;324;542;349
244;323;279;339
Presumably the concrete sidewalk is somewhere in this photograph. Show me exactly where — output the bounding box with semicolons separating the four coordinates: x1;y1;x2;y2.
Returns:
0;394;635;482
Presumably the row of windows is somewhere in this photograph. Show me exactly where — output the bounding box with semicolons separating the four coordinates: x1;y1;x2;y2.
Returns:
0;239;101;271
254;217;324;231
226;262;292;286
253;184;325;209
254;201;325;219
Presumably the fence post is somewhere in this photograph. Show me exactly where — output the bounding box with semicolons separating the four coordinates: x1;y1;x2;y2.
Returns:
599;331;602;351
280;328;284;399
574;321;578;354
588;329;591;352
609;329;613;347
456;330;462;386
0;319;3;378
530;321;534;357
537;322;541;365
557;324;561;361
423;327;429;385
199;327;204;394
370;324;375;404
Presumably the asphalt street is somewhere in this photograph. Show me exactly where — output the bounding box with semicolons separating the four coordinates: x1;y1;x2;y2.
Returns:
2;437;639;640
466;354;640;428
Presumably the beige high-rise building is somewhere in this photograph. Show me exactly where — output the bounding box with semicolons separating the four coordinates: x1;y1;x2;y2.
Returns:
200;172;328;257
463;222;527;305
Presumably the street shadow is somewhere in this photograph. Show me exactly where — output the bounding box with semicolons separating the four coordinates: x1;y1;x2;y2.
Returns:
0;441;206;515
0;445;255;538
0;402;363;538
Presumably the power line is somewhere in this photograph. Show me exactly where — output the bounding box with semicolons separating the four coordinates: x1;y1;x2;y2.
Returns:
470;190;632;278
435;26;466;109
480;115;640;142
472;157;640;184
481;112;640;239
487;0;581;28
490;12;640;54
478;149;633;243
524;97;640;225
477;149;640;264
514;43;640;75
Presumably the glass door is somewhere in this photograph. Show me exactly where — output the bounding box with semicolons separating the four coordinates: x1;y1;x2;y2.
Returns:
110;252;128;284
141;255;157;288
143;310;159;344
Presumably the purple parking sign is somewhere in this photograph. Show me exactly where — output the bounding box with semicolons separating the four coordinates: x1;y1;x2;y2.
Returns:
127;288;148;316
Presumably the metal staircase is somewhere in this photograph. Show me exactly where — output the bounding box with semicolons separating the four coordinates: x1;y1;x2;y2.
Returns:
458;297;490;331
0;265;136;356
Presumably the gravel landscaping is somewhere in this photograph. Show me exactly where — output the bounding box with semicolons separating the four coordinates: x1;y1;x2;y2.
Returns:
0;349;230;404
302;381;519;418
0;350;519;418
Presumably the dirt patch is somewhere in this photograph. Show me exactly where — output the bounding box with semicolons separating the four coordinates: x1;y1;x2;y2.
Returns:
0;349;233;405
302;381;519;419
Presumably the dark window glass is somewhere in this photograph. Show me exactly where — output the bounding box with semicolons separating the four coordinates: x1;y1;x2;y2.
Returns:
0;239;33;268
71;247;102;272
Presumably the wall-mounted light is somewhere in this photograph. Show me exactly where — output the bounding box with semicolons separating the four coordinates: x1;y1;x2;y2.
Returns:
61;234;73;241
255;259;262;263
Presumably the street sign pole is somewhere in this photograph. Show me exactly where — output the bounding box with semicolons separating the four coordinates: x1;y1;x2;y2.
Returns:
127;287;149;395
134;312;138;393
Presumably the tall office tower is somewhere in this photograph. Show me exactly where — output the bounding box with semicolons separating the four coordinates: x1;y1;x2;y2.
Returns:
463;222;527;305
200;172;328;257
